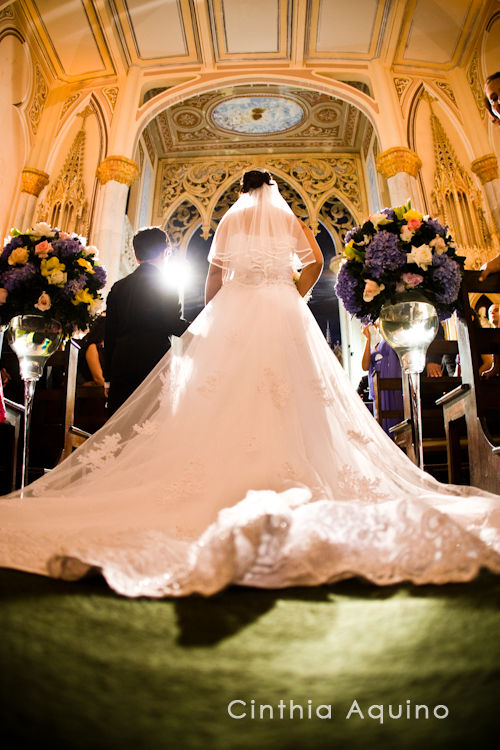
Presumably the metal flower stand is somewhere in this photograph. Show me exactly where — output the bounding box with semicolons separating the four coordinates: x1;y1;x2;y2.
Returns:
379;298;439;469
7;315;63;495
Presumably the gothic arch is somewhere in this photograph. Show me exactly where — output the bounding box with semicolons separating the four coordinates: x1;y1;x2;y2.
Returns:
36;95;106;237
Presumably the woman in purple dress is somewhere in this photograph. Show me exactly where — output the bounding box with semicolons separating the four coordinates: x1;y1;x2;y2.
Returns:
362;325;403;436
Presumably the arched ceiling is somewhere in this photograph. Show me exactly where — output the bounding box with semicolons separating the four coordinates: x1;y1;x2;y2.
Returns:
13;0;488;80
5;0;492;158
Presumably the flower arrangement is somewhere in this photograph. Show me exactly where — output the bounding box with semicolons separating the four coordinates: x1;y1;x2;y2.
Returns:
335;201;464;324
0;222;106;335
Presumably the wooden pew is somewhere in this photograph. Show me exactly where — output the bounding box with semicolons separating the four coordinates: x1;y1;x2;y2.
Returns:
437;271;500;492
374;335;462;481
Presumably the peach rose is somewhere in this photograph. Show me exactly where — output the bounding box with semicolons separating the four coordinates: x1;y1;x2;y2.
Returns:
363;279;385;302
406;218;422;232
430;236;447;254
35;240;51;258
0;287;8;305
34;291;51;311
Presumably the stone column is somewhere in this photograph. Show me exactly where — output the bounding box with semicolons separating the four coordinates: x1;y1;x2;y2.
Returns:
14;167;49;230
94;155;139;289
471;154;500;234
375;147;422;208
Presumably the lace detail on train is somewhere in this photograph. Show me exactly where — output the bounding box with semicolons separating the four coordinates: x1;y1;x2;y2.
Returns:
79;434;123;470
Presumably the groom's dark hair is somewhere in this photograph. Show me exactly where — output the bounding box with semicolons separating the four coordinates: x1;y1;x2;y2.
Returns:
133;227;168;261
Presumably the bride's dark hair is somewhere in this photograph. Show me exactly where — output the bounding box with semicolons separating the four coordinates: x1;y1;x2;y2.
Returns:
240;169;272;192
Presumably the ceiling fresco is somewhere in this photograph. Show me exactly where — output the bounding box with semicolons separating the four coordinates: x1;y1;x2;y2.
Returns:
210;95;305;135
145;83;371;158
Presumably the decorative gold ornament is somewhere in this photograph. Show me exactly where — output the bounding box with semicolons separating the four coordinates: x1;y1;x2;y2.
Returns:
393;77;411;101
60;93;80;120
156;153;365;241
21;168;49;197
467;55;485;120
429;109;493;266
433;80;457;107
37;109;94;235
102;87;119;111
0;6;15;20
375;147;422;179
28;64;48;134
471;155;498;185
96;156;139;186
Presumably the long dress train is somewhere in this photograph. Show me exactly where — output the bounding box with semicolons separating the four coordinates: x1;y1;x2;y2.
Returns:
1;184;500;597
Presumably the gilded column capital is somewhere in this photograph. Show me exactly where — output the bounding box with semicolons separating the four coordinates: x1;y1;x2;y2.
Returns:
375;147;422;179
471;154;498;184
21;167;49;196
96;155;140;186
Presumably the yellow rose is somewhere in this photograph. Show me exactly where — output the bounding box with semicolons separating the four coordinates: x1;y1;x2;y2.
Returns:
77;258;94;274
403;208;423;221
71;288;95;306
8;246;29;265
41;257;66;277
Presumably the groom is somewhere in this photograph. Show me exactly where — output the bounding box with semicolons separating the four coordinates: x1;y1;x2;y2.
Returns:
104;227;189;416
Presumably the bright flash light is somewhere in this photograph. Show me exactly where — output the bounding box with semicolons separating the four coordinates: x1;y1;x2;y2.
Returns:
161;254;192;292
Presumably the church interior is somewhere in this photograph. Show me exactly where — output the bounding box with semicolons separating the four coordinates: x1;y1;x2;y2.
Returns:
1;1;500;748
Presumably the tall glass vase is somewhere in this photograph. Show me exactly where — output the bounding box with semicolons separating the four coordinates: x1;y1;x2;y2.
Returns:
7;315;63;495
378;297;439;469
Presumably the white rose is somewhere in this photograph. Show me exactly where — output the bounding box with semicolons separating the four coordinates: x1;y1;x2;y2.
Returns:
83;245;99;259
406;244;433;270
430;236;447;254
369;212;390;228
89;300;103;316
400;227;414;243
47;270;68;287
31;222;56;237
357;234;372;246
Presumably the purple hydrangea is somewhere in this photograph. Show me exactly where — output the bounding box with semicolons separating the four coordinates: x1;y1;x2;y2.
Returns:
335;264;361;314
431;254;461;304
62;275;87;298
92;264;107;288
381;208;396;220
364;231;406;280
50;238;83;257
425;218;446;236
0;263;37;290
1;235;29;261
344;226;362;244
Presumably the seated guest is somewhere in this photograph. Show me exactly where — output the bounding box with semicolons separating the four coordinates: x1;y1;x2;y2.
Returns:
78;314;106;387
480;303;500;379
362;324;403;437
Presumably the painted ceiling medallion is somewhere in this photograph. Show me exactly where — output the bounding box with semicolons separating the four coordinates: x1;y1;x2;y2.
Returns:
211;96;304;135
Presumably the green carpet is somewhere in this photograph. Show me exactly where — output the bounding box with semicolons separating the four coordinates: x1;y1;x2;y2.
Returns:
1;569;499;750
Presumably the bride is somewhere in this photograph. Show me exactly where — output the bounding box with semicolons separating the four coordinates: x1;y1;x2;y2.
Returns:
1;169;499;597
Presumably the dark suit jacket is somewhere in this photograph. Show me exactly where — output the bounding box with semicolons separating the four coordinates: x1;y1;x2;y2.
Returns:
104;263;188;394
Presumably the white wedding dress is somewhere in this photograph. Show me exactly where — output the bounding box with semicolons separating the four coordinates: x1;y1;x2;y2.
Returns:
1;183;500;597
